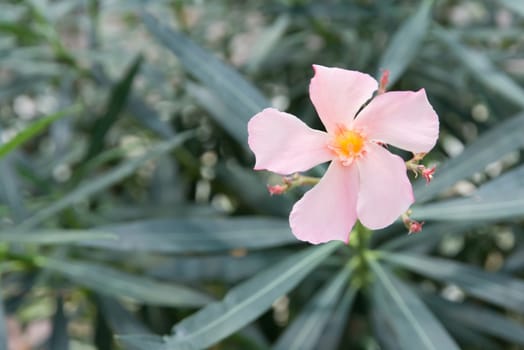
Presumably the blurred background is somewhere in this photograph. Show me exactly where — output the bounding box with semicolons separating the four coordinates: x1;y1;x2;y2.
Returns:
1;0;524;349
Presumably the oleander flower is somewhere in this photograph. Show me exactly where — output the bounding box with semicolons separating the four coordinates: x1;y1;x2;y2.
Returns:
248;65;439;244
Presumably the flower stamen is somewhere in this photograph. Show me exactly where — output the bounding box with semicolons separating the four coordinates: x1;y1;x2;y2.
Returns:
328;125;366;165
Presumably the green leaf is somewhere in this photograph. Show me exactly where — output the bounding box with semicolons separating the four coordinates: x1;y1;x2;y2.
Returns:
0;75;48;104
435;313;500;350
412;164;524;221
378;0;433;86
215;161;292;217
380;222;473;252
502;246;524;273
142;12;269;145
93;67;175;139
316;286;357;350
434;27;524;108
498;0;524;17
118;335;167;350
0;157;27;222
148;251;287;283
424;294;524;345
414;112;524;202
85;54;143;160
0;104;79;159
126;97;175;139
0;230;116;244
369;259;460;350
381;252;524;312
97;295;151;334
370;300;401;350
16;132;193;230
273;266;351;350
36;257;211;307
164;242;341;349
186;82;247;145
246;15;290;74
49;297;69;350
0;279;7;350
80;217;295;253
94;303;113;350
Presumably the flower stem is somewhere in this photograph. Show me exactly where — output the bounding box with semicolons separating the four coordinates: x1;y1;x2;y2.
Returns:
349;221;373;288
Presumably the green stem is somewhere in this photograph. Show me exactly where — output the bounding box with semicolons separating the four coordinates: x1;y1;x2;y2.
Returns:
349;221;372;288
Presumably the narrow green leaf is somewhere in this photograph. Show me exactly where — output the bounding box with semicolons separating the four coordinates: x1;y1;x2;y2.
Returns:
370;300;401;350
378;0;433;86
0;75;48;104
273;266;351;350
49;297;69;350
0;156;27;222
424;294;524;345
435;312;500;350
97;295;151;334
85;55;143;160
246;15;290;74
81;217;295;253
93;67;175;139
380;222;473;252
94;303;113;350
473;163;524;197
434;27;524;108
502;246;524;273
414;112;524;202
0;104;79;159
17;132;193;230
186;82;246;145
165;242;341;350
0;230;116;244
118;335;167;350
215;161;292;217
0;279;7;350
498;0;524;17
148;251;287;283
369;259;460;350
413;164;524;221
126;97;175;138
381;252;524;312
316;286;357;350
142;12;270;145
36;257;211;307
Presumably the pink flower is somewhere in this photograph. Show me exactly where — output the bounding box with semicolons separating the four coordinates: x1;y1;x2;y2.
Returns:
248;65;439;244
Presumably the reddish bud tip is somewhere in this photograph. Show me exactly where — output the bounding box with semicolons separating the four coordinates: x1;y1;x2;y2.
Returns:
267;184;287;196
408;220;424;235
422;166;436;185
378;69;390;94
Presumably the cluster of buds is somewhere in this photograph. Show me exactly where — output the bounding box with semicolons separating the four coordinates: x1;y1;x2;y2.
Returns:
267;173;320;196
401;210;424;235
406;153;436;185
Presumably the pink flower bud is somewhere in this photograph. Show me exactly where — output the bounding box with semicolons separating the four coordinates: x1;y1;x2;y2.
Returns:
408;220;424;234
422;166;436;185
378;69;390;94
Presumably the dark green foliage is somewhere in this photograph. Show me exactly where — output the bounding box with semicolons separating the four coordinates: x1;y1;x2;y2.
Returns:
0;1;523;349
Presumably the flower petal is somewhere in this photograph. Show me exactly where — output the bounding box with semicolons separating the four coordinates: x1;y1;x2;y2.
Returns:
289;161;359;244
357;143;414;229
353;89;439;153
309;65;378;133
248;108;332;174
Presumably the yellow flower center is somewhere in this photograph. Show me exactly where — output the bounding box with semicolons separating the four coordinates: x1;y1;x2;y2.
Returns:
329;126;366;165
